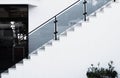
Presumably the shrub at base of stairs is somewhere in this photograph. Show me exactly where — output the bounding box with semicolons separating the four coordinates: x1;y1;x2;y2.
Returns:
86;61;118;78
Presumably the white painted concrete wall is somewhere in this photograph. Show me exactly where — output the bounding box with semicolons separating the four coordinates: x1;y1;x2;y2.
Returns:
0;0;28;4
2;2;120;78
0;0;40;6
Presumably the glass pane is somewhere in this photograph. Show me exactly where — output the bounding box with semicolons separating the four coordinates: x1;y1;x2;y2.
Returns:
87;0;112;15
29;0;112;53
29;19;54;53
57;1;83;35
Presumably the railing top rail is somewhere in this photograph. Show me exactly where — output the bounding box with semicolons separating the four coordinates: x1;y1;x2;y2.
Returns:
29;0;81;34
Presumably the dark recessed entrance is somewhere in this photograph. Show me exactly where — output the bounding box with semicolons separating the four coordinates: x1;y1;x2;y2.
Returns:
0;5;28;73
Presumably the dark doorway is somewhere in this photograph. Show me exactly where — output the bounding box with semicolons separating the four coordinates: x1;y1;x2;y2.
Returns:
0;5;28;73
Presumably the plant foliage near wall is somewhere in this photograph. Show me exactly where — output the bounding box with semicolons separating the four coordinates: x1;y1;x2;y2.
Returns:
86;61;118;78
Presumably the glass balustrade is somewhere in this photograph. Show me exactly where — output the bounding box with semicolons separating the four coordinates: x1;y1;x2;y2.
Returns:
29;0;112;53
57;2;83;35
29;20;54;52
87;0;111;15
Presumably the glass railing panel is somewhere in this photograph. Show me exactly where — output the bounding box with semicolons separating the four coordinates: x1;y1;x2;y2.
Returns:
57;1;83;35
87;0;112;15
29;19;54;53
29;0;113;53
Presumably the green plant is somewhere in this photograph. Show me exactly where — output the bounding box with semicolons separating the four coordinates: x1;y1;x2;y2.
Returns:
86;61;118;78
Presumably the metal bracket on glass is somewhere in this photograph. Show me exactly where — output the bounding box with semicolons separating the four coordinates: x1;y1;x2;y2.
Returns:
83;0;87;21
54;16;58;40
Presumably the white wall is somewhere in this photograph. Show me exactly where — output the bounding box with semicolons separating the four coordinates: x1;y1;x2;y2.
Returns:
0;0;39;5
2;2;120;78
0;0;28;4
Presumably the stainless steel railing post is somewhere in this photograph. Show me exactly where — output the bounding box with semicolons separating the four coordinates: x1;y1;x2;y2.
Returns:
83;0;87;21
54;16;58;40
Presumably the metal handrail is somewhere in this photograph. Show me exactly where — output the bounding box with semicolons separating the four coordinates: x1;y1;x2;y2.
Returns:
29;0;81;34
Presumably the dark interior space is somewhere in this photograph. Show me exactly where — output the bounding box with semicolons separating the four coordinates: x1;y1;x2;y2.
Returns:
0;5;28;73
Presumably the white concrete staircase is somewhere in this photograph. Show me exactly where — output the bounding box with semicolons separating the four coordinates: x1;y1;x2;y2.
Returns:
1;1;120;78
